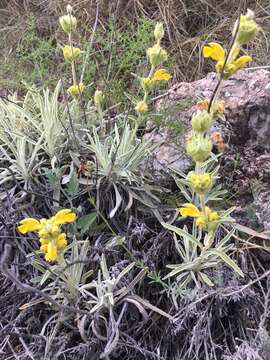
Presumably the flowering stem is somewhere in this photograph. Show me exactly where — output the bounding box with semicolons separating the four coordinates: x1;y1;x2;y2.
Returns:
195;161;206;216
199;194;206;217
68;32;77;85
208;77;223;113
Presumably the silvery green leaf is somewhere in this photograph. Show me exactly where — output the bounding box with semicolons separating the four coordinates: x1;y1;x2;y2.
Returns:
109;183;123;218
208;249;244;277
162;222;204;250
199;272;214;287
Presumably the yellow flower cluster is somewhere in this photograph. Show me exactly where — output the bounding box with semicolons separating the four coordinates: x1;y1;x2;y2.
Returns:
18;209;76;262
203;10;260;80
179;204;219;231
141;69;171;94
187;172;212;194
68;83;85;98
135;23;171;115
203;43;252;79
63;45;81;62
59;5;86;100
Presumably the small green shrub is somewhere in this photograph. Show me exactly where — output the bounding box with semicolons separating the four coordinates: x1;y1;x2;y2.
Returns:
14;16;57;88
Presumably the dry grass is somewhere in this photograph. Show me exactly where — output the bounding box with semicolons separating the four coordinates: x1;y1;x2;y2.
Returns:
1;0;269;84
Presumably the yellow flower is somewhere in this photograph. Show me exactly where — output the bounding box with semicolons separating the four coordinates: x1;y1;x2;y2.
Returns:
56;233;67;249
40;238;49;245
141;77;153;93
18;209;76;262
135;100;148;114
52;209;77;225
40;244;48;253
233;56;252;70
38;218;59;238
203;42;252;79
196;217;206;228
187;172;212;194
63;45;81;62
179;203;201;218
209;211;219;221
68;83;86;99
94;89;104;109
45;242;58;262
17;218;41;234
152;69;171;81
141;69;171;93
180;203;219;231
203;42;225;61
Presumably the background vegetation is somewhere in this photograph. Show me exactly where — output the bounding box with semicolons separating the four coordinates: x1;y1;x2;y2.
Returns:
1;0;269;101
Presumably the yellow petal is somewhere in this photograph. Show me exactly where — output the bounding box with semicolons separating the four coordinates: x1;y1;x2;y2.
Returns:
17;218;40;234
233;55;252;70
63;45;81;61
179;203;201;218
53;209;76;225
40;238;49;245
68;83;86;98
209;211;219;221
205;206;212;217
215;60;225;73
56;233;67;250
135;100;148;113
196;217;206;228
203;42;225;61
152;69;172;81
45;243;58;262
40;244;48;253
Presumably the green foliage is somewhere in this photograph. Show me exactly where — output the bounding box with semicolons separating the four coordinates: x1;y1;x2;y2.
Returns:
151;101;189;137
2;16;58;89
82;16;174;106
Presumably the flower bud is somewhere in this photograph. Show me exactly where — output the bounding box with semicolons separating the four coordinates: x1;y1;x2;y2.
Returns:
187;171;212;194
66;4;73;14
68;83;86;99
94;89;104;109
191;110;213;133
234;9;260;45
135;100;148;114
141;77;153;93
147;44;168;67
186;134;212;162
63;45;81;62
154;23;165;42
59;14;77;33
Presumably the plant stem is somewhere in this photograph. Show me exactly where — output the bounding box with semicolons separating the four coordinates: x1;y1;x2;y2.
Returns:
68;32;77;85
